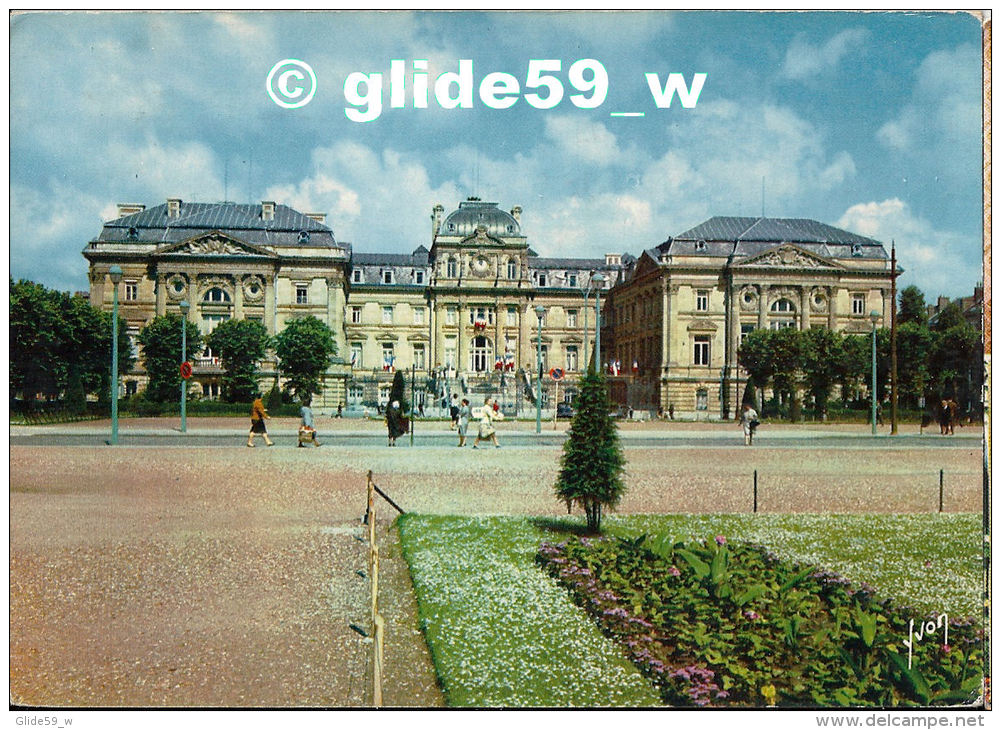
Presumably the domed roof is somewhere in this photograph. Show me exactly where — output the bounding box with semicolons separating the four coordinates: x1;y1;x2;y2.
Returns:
439;199;522;238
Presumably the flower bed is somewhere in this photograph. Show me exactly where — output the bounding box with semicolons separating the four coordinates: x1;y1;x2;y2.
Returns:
537;534;984;707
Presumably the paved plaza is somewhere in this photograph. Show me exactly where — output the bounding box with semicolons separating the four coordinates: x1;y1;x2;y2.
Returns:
9;417;985;707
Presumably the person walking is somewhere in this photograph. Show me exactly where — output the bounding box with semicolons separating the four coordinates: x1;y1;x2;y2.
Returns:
449;394;460;430
247;394;274;447
298;396;322;447
739;403;759;446
456;397;472;447
473;396;503;449
385;400;406;447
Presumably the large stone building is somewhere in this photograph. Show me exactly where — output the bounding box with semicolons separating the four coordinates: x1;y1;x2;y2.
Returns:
602;216;897;419
83;199;352;405
83;197;625;412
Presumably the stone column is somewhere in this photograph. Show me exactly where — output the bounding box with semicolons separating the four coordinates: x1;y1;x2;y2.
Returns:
264;272;277;335
494;303;503;365
799;286;810;330
457;302;466;373
327;276;347;359
155;274;166;317
757;284;769;329
234;275;245;320
661;278;670;373
827;286;836;329
518;301;527;371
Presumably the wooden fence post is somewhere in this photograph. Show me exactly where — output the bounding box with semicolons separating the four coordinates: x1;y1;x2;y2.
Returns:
753;470;758;514
373;614;385;707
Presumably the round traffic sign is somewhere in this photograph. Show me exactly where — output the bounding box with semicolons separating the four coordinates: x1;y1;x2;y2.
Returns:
179;361;193;380
549;367;565;381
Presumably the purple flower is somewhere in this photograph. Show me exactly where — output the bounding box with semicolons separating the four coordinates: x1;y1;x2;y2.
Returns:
744;610;760;621
668;566;681;577
942;644;952;654
715;535;727;545
715;691;730;699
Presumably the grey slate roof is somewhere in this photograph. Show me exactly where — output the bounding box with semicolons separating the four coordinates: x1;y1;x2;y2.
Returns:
440;199;523;238
658;216;887;260
98;201;340;248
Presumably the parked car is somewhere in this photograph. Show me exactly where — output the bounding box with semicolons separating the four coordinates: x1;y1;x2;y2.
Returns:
556;402;574;419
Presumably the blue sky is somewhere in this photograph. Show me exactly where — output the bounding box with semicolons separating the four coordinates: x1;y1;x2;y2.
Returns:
9;10;985;298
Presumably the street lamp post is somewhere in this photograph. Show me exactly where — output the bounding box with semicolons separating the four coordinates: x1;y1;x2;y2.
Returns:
108;265;123;445
591;273;607;371
583;285;591;372
179;300;189;433
870;310;880;436
535;305;545;434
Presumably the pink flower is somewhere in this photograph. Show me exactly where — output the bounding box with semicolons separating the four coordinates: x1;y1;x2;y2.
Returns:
942;644;952;654
668;566;681;577
715;535;727;545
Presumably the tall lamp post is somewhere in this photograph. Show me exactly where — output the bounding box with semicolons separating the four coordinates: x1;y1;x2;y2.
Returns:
179;300;189;433
870;310;880;436
535;305;545;434
108;265;123;445
591;272;607;371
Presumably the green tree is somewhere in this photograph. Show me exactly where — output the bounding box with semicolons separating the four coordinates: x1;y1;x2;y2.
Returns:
64;365;86;416
800;327;844;419
898;285;928;326
207;319;271;402
929;322;981;408
837;334;870;406
771;327;803;419
274;316;337;401
931;301;967;332
138;314;203;403
737;329;775;410
896;322;934;408
554;371;625;533
10;279;132;406
266;381;283;412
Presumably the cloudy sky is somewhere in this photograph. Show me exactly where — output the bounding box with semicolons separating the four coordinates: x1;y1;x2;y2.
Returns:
10;10;985;298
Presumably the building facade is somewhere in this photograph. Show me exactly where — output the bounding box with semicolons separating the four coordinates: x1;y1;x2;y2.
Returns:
603;216;897;419
83;197;626;412
83;199;351;406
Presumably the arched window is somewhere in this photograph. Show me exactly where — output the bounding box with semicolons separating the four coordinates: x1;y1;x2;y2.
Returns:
203;287;231;303
770;298;795;313
507;258;517;279
446;258;458;278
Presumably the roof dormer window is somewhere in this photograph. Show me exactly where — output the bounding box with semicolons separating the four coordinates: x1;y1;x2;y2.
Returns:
298;230;310;244
126;227;139;241
851;243;863;257
695;240;707;252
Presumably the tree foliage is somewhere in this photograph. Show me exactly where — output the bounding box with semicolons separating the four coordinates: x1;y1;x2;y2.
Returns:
799;327;844;419
898;285;928;326
10;279;133;405
274;316;337;401
554;370;625;533
207;318;271;402
137;314;203;403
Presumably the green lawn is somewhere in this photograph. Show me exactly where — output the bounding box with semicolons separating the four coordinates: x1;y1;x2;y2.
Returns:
398;513;983;707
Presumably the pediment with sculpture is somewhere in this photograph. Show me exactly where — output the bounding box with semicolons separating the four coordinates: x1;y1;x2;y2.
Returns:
154;231;276;258
737;244;841;271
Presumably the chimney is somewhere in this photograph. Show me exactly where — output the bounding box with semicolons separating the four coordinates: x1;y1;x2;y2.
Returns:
510;206;522;224
306;212;326;224
261;201;276;221
432;203;444;238
605;253;622;267
166;198;181;218
937;296;949;310
117;203;145;218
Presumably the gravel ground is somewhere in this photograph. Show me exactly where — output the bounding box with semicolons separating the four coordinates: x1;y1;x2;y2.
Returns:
9;430;983;708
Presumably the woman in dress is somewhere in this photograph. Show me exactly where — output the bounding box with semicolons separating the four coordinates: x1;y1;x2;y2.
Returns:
739;403;759;446
385;400;407;447
472;396;503;449
247;395;274;447
456;398;472;447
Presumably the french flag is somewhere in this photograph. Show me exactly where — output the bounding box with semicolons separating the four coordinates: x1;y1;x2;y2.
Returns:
632;360;639;374
383;354;395;372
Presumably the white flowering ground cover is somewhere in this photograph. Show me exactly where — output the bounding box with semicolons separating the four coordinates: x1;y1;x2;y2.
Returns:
602;513;984;617
398;513;982;707
396;514;662;707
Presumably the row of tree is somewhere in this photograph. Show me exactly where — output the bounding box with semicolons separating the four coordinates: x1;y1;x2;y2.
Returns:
10;279;338;408
737;285;983;419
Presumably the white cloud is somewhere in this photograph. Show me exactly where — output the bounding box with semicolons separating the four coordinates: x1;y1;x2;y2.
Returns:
543;115;623;166
838;198;981;298
781;28;870;80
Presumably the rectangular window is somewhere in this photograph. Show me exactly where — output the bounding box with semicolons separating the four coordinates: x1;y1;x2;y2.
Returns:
383;270;394;285
769;320;797;331
381;343;395;369
566;309;578;328
413;343;426;370
295;284;308;305
507;306;517;326
540;345;549;371
568;274;578;288
740;324;755;345
201;314;229;336
382;306;393;324
378;384;391;405
350;306;362;324
852;293;866;316
693;335;711;366
696;290;709;312
446;307;457;325
444;338;457;369
566;345;579;372
352;269;362;283
538;274;547;287
414;271;425;284
124;281;138;301
413;307;425;325
350;342;363;368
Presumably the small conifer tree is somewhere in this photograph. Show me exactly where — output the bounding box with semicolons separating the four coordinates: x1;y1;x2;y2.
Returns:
554;369;625;533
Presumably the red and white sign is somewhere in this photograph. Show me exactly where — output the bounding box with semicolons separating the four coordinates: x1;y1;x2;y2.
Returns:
549;367;565;381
